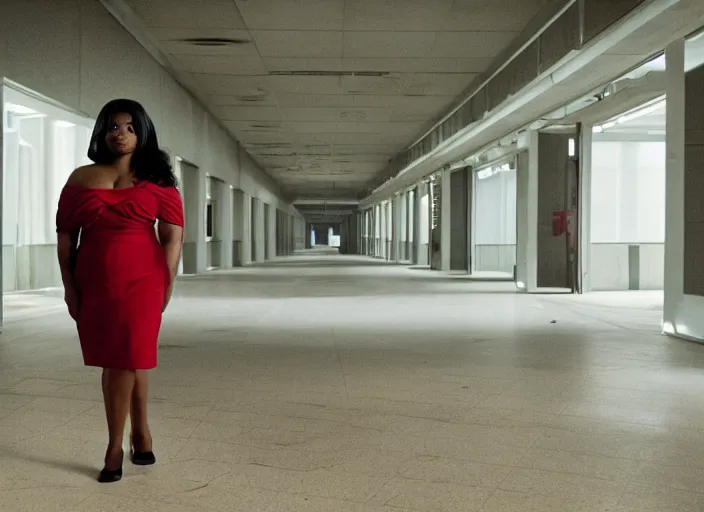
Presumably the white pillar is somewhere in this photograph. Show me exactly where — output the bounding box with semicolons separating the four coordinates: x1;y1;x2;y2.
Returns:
515;132;539;291
216;182;233;268
181;161;206;274
233;189;252;266
254;199;266;262
663;39;686;336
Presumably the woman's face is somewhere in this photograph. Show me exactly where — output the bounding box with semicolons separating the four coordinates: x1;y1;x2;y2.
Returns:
105;112;137;156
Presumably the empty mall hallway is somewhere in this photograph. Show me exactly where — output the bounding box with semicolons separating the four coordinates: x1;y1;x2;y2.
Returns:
3;255;704;511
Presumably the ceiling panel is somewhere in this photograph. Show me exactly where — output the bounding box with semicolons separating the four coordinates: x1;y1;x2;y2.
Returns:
341;57;493;74
121;0;554;201
444;0;553;31
344;32;437;59
264;58;344;73
250;31;344;58
279;106;393;123
433;31;517;59
215;106;283;121
235;0;344;31
344;0;455;32
174;55;267;75
127;0;246;29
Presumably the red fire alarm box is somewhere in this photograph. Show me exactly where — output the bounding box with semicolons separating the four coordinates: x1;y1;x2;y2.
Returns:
552;210;576;237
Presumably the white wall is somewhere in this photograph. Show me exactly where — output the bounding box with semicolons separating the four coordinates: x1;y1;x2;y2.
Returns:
0;0;297;215
590;140;665;290
591;141;665;243
474;168;517;273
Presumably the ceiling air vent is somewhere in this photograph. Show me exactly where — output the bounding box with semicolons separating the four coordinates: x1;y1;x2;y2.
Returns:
179;37;251;47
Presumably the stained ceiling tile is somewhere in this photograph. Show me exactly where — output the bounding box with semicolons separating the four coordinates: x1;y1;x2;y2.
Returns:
152;29;258;56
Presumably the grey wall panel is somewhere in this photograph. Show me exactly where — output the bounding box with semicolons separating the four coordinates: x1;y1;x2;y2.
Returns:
537;133;570;289
450;168;469;272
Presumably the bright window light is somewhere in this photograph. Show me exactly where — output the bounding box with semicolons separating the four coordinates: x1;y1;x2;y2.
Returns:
568;138;575;157
55;120;75;128
5;103;39;115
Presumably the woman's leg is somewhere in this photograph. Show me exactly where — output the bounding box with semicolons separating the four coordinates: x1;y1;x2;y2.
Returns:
102;368;136;468
130;370;152;452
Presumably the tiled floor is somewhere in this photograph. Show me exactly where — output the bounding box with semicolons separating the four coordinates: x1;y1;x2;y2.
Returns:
1;255;704;511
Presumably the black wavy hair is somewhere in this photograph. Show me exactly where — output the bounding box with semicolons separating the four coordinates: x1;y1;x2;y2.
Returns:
88;99;177;187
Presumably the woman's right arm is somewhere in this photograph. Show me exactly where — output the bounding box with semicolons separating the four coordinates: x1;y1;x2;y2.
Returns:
57;230;80;320
57;231;79;288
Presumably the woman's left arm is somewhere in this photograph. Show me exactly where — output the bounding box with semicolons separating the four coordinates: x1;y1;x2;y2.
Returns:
158;222;184;311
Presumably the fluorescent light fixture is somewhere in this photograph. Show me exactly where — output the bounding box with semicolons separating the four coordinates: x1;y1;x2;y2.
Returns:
477;168;495;180
568;138;575;157
5;103;39;115
615;99;665;125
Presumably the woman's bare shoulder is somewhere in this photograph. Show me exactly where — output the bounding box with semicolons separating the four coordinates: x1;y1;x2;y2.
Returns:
66;164;112;186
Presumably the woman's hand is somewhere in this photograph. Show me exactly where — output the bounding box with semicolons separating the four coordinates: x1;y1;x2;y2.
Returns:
64;287;80;321
163;285;173;313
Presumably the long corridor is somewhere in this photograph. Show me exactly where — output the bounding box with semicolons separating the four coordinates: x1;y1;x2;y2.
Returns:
2;256;704;511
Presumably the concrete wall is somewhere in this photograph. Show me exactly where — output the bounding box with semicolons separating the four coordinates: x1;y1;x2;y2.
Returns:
536;133;571;288
0;0;301;291
475;245;517;274
0;0;295;211
590;140;665;291
474;166;517;273
591;243;664;291
450;168;470;272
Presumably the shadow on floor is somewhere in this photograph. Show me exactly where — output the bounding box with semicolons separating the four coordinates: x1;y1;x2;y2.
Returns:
0;446;97;479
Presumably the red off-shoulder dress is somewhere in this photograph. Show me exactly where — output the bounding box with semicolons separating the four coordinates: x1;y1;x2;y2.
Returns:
56;181;184;370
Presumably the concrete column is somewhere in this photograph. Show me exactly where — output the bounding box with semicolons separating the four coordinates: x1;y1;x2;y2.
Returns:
233;189;251;266
265;204;276;260
215;182;233;268
516;138;538;291
413;183;425;265
663;40;704;340
516;131;575;292
450;167;470;272
440;169;452;272
391;194;402;261
253;198;266;262
578;123;594;293
405;191;412;261
181;162;206;274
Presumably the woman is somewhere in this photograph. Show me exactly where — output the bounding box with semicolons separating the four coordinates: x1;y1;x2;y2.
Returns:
56;99;184;483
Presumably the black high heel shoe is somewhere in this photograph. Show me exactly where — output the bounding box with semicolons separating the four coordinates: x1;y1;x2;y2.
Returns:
98;450;124;483
130;434;156;466
130;449;156;466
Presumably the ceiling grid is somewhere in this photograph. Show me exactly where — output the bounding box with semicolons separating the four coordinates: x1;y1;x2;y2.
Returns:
123;0;554;209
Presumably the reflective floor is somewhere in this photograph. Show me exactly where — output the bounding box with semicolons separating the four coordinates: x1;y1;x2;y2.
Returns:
1;256;703;511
